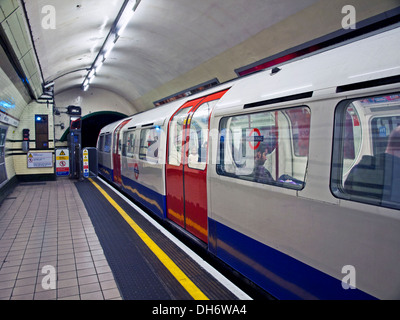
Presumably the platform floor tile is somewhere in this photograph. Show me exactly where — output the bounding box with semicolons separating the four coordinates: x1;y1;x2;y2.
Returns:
0;178;122;300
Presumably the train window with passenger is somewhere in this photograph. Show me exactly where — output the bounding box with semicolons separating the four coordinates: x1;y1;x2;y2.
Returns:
331;94;400;210
217;106;310;190
139;127;160;163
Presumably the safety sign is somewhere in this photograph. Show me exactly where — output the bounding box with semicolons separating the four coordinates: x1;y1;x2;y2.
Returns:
27;152;53;168
83;148;89;178
55;149;70;176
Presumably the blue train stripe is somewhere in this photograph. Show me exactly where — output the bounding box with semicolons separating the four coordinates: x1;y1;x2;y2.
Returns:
208;218;377;300
121;175;166;219
99;164;113;182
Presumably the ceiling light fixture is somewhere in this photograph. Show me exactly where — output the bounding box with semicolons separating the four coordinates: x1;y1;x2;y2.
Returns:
117;10;134;37
81;0;141;91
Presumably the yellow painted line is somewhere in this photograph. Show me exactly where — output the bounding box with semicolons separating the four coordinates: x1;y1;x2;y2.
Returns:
88;178;209;300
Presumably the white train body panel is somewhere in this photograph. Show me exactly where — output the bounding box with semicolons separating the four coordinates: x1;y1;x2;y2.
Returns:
98;25;400;299
118;101;182;217
208;26;400;299
97;119;131;180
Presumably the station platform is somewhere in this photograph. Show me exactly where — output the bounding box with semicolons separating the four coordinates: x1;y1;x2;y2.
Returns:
0;176;251;300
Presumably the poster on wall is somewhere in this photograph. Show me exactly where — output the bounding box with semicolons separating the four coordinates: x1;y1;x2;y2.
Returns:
27;152;53;168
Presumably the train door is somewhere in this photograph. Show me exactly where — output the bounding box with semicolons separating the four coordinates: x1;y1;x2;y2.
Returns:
112;119;130;185
166;90;228;243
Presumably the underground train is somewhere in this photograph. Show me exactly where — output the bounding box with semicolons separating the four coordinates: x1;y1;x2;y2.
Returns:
97;25;400;299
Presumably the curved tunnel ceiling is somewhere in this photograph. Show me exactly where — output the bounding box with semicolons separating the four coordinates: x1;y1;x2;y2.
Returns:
24;0;319;110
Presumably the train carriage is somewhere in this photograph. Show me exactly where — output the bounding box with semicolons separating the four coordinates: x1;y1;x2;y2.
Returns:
97;24;400;299
116;82;234;230
97;118;132;182
207;25;400;299
118;100;183;219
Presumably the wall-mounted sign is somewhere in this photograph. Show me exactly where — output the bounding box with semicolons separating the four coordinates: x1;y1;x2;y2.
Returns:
0;110;19;127
27;152;53;168
56;149;70;176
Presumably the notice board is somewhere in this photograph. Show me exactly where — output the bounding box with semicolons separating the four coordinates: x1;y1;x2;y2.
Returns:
27;152;53;168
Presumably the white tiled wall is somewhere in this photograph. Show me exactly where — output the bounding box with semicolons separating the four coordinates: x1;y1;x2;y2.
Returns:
1;66;55;180
13;101;55;176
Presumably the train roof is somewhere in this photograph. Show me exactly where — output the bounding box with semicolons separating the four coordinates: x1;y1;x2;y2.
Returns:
99;117;133;134
123;99;184;129
214;25;400;116
122;81;236;129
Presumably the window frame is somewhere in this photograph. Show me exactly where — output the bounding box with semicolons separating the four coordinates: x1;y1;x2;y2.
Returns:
103;134;112;153
122;130;138;158
216;105;311;191
330;93;400;210
187;100;218;171
139;126;161;163
168;107;192;167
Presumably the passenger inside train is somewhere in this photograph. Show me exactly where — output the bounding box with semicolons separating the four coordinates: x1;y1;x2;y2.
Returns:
217;106;310;190
254;143;274;184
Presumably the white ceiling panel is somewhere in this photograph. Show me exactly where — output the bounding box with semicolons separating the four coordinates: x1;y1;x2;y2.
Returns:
23;0;319;108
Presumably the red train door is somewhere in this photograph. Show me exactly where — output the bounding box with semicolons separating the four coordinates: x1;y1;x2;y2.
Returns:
166;90;228;243
166;97;203;230
112;119;130;185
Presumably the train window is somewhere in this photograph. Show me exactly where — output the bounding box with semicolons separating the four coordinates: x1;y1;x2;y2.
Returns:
168;107;192;166
98;135;104;152
188;100;218;170
123;131;137;158
104;134;112;153
331;93;400;210
113;131;118;154
217;106;310;190
122;132;127;156
139;127;160;163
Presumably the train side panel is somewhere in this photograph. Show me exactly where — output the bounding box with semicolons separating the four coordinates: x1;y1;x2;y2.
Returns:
209;91;400;300
97;26;400;299
120;102;182;219
208;26;400;299
121;128;167;219
98;120;126;182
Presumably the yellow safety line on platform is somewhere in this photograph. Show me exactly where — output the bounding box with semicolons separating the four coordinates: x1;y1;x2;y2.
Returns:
88;178;209;300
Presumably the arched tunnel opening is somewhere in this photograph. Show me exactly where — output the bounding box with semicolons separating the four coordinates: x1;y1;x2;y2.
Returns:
59;111;128;148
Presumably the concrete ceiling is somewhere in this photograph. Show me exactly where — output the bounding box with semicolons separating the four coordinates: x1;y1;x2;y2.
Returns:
23;0;319;110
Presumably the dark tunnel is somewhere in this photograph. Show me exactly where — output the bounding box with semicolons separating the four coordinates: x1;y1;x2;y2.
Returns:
59;111;128;148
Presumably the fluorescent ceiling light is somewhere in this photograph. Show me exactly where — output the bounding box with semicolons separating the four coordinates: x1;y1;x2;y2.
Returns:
43;81;54;89
117;10;134;37
40;94;53;99
103;41;116;59
95;62;103;74
81;0;141;91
